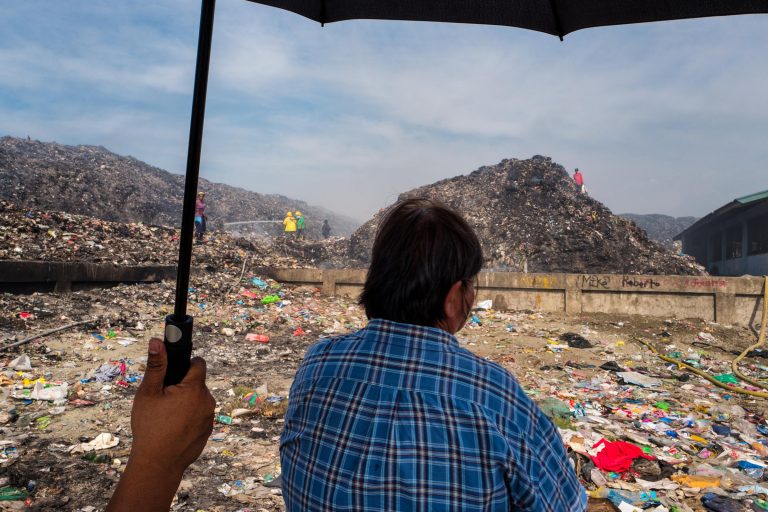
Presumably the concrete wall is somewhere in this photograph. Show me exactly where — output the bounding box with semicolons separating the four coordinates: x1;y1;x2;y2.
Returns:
0;261;175;293
264;268;766;327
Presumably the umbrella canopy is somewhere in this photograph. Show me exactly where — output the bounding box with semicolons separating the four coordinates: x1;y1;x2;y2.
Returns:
164;0;768;385
247;0;768;38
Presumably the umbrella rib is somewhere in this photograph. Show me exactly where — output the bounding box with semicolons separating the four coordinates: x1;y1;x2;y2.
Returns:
320;0;326;26
547;0;565;40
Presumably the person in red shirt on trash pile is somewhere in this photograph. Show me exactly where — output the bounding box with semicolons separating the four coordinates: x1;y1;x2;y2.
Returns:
573;168;585;194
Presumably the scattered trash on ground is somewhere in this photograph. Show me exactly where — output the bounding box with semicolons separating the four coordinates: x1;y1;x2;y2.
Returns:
0;191;764;510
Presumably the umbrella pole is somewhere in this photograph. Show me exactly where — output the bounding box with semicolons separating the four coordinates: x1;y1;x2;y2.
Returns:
164;0;217;386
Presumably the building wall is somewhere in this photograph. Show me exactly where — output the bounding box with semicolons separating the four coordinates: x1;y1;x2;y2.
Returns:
682;201;768;276
740;253;768;276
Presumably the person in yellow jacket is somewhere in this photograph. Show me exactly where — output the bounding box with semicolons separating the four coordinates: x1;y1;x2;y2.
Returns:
283;211;297;236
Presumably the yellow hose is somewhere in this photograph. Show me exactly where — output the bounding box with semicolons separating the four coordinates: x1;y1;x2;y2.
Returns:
632;277;768;398
731;277;768;389
633;336;768;398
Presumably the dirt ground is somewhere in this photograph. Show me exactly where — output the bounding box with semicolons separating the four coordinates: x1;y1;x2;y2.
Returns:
0;277;766;511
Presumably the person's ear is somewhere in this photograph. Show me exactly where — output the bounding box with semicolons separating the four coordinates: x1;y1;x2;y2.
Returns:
442;281;466;334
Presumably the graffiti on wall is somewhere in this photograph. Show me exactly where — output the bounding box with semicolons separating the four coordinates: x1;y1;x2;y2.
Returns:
519;275;555;289
580;275;662;290
580;275;610;289
681;279;727;288
621;276;661;289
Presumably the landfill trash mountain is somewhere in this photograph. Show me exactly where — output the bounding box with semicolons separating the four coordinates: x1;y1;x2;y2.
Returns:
0;136;359;239
620;214;698;250
0;199;356;271
0;200;308;270
349;156;705;275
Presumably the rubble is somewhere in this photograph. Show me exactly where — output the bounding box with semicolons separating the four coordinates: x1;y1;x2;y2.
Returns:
0;136;359;238
0;198;365;272
1;137;707;274
0;263;767;510
0;200;306;269
273;236;356;269
0;265;366;510
349;156;706;275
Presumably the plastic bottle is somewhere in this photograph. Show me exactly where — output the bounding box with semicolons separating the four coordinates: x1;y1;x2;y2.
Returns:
589;487;657;507
82;453;112;464
537;397;572;429
216;414;233;425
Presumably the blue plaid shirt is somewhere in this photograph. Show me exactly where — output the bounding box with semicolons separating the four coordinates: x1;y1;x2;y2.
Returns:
280;318;587;511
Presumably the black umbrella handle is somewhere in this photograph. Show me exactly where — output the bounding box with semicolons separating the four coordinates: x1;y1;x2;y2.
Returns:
163;314;194;386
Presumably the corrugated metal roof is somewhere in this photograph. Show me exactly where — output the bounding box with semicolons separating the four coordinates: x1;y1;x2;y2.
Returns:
674;188;768;240
736;189;768;204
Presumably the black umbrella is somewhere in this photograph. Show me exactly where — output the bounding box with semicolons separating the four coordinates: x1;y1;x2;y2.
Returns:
164;0;768;384
249;0;768;38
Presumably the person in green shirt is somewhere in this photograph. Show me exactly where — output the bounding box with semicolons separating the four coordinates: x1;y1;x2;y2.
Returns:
295;211;306;239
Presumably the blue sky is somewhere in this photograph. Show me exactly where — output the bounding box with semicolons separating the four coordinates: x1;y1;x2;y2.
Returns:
1;1;766;221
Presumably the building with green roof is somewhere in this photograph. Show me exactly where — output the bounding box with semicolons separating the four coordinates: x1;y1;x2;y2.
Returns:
675;189;768;276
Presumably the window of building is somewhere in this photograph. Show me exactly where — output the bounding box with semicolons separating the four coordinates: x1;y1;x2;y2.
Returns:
748;214;768;256
725;225;742;260
709;231;722;262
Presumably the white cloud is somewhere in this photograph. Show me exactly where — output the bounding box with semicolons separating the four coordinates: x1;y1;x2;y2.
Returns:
1;1;766;220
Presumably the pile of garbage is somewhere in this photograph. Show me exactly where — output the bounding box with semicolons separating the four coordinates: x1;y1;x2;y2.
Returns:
0;200;306;269
276;236;356;269
0;136;358;238
348;156;705;275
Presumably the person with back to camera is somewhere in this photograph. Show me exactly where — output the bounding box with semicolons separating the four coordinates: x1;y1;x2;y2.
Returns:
283;211;297;237
280;197;586;511
106;198;585;512
321;219;331;239
194;191;207;242
295;210;306;239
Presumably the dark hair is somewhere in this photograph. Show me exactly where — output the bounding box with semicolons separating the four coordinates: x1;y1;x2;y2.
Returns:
359;198;483;326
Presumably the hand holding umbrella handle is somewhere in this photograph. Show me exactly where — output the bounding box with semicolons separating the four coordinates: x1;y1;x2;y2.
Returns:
163;314;194;386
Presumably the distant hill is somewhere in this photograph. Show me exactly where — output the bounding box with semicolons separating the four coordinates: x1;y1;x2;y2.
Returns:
619;213;698;249
349;156;704;275
0;136;358;238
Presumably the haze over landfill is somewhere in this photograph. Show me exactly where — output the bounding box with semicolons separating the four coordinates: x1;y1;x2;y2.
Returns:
0;137;703;275
1;1;767;221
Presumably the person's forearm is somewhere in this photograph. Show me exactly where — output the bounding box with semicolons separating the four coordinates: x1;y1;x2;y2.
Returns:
106;341;214;511
106;454;184;512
